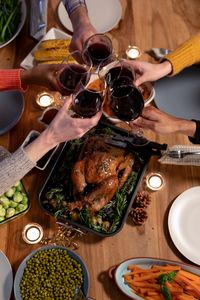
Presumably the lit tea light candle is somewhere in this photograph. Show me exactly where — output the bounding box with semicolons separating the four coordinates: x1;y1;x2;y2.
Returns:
22;223;43;244
36;92;54;108
146;173;164;191
126;46;141;59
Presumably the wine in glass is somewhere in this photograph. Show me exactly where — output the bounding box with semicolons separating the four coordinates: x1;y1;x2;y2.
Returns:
72;80;105;118
56;51;92;96
82;34;113;68
109;76;144;122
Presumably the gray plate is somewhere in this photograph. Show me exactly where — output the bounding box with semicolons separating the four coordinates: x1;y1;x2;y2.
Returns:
0;250;13;300
0;91;24;135
154;66;200;120
14;245;89;300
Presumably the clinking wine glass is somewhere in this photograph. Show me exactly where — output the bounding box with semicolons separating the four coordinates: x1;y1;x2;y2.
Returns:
82;34;113;68
99;58;135;88
109;76;144;122
71;79;105;118
56;50;92;96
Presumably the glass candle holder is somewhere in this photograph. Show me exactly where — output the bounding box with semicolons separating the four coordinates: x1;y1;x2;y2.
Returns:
36;92;54;109
145;172;164;191
22;223;43;244
126;45;141;59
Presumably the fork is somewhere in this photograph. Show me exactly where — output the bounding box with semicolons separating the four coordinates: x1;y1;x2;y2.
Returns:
167;150;200;159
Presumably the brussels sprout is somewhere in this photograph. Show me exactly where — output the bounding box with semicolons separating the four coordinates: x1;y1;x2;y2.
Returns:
0;196;10;209
16;182;23;192
13;191;23;203
9;200;18;208
16;203;28;213
5;187;16;198
6;208;15;218
0;216;5;222
21;195;28;205
0;207;6;217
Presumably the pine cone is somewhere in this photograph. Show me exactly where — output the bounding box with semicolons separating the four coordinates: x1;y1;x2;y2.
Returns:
133;191;151;208
129;207;148;225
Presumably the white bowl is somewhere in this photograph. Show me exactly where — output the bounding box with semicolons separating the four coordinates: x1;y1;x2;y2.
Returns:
0;0;27;48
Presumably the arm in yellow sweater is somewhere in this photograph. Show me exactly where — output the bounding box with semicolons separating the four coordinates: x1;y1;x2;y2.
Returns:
165;32;200;76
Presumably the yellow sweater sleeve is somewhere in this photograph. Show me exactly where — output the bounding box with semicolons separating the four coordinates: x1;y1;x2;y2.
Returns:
164;33;200;76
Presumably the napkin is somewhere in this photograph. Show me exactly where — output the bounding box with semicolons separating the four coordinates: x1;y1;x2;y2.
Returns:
30;0;48;40
159;145;200;166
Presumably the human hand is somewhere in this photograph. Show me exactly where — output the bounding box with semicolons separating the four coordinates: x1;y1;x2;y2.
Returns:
130;105;196;136
70;22;96;53
69;6;96;53
45;96;102;146
128;60;172;86
21;64;66;91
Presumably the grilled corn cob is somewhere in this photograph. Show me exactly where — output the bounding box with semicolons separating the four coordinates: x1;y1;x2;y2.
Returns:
34;48;71;62
38;60;63;64
40;39;71;49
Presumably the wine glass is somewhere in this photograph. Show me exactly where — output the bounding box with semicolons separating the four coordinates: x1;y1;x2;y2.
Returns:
71;78;105;118
109;76;144;122
82;34;113;68
99;58;135;88
56;50;92;96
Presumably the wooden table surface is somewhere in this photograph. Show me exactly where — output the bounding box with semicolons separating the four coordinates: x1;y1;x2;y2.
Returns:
0;1;200;299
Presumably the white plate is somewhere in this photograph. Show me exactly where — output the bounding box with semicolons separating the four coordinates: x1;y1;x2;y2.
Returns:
0;0;27;48
20;27;71;69
114;257;200;299
154;66;200;120
57;0;122;33
0;250;13;300
0;91;24;135
168;186;200;265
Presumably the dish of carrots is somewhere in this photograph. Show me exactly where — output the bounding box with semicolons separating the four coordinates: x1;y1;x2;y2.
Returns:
124;264;200;300
113;258;200;300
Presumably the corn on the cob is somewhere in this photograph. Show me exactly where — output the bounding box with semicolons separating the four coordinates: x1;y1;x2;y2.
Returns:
40;39;71;49
33;48;71;62
38;60;63;64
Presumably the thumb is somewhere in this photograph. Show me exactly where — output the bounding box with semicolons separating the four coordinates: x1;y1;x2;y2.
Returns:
135;76;146;86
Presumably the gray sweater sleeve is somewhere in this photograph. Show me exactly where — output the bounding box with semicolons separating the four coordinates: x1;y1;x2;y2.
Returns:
0;146;36;195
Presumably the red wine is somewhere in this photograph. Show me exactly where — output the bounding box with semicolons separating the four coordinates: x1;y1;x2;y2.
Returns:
57;64;89;95
40;108;58;125
110;85;144;121
73;89;103;117
105;66;134;86
85;42;112;66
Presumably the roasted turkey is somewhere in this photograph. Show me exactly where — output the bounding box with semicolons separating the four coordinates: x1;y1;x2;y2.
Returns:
69;136;134;212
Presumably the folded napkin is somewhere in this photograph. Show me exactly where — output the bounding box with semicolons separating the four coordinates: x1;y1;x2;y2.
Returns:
159;145;200;166
30;0;48;40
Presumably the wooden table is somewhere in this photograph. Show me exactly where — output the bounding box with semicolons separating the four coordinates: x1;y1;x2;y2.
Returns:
0;1;200;299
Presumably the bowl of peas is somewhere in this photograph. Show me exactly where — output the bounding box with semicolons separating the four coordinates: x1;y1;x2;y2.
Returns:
14;245;89;300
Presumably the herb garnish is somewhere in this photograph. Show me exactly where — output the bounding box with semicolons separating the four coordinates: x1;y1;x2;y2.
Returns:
158;271;178;300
